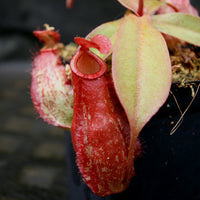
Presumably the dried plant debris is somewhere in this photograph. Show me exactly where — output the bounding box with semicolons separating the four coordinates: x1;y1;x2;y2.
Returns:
59;42;78;63
171;44;200;84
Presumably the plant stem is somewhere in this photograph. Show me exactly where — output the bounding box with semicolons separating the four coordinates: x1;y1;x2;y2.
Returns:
166;2;179;12
137;0;144;16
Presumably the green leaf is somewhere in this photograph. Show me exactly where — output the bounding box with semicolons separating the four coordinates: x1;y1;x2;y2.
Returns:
152;13;200;46
86;18;123;59
112;13;171;147
117;0;165;15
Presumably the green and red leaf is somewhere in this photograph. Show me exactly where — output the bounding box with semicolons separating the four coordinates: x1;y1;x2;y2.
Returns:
152;13;200;46
112;13;172;157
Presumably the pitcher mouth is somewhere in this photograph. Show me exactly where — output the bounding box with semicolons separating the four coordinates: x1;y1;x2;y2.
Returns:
70;48;107;80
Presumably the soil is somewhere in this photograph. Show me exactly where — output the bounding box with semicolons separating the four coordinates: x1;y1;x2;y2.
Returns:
170;44;200;84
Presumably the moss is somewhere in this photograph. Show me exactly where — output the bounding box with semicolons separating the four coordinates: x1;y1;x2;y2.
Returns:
170;44;200;84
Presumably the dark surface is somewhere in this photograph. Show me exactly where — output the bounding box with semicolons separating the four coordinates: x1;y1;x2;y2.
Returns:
0;0;200;200
0;61;69;199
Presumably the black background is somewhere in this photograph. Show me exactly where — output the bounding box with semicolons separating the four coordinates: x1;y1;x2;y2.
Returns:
0;0;125;61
